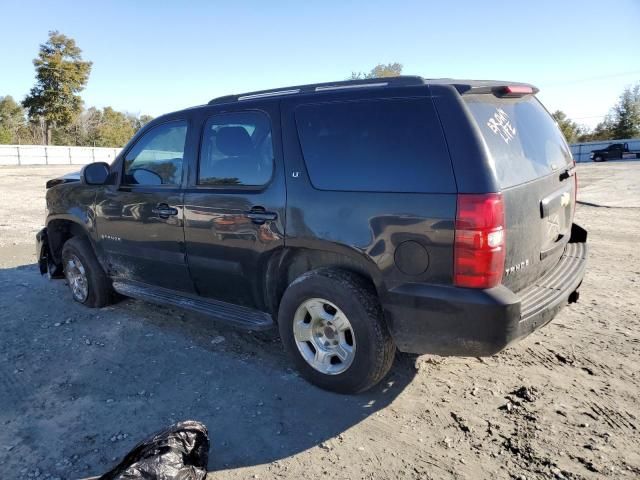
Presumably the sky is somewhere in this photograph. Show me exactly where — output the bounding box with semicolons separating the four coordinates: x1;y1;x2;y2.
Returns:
1;0;639;129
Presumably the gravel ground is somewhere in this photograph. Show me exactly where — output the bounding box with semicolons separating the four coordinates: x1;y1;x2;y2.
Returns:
0;162;638;480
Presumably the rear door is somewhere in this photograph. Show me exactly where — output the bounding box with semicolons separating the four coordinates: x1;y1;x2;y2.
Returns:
462;93;576;292
183;103;286;309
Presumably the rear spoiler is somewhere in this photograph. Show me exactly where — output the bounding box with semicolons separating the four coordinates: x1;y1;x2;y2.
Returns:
451;83;539;97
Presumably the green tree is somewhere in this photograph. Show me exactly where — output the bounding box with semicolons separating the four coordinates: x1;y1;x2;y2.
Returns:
551;110;582;143
350;62;403;80
0;128;10;144
22;31;92;145
93;107;136;147
82;107;104;146
0;96;27;144
610;84;640;140
130;113;154;132
48;107;152;147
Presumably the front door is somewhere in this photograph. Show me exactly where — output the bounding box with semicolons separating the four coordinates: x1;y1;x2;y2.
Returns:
95;119;194;292
183;105;286;309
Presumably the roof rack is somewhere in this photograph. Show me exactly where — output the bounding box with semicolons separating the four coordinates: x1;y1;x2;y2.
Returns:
207;76;425;105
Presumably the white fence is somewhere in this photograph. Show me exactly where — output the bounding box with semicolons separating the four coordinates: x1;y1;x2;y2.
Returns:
2;139;639;166
570;138;640;163
0;145;122;166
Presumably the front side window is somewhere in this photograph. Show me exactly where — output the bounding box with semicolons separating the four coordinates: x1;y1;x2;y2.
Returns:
123;121;187;186
199;111;273;187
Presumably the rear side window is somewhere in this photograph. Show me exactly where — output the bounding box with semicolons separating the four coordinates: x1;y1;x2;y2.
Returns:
295;98;455;193
463;95;572;188
199;111;273;187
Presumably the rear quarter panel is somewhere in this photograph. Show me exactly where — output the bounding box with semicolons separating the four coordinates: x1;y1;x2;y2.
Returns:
280;89;457;293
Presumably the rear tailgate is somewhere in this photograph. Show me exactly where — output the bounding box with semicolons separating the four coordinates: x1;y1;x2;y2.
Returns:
462;92;576;293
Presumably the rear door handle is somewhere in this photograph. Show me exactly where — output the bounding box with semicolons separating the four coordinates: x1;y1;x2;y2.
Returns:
152;204;179;218
244;208;277;224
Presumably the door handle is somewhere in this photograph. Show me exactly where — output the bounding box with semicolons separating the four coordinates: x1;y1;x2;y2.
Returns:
244;207;277;225
152;204;179;218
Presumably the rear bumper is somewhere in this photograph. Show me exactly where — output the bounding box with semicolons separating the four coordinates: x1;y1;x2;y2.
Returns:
383;223;588;356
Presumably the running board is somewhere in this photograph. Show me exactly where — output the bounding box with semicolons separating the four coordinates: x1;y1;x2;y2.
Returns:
112;280;274;331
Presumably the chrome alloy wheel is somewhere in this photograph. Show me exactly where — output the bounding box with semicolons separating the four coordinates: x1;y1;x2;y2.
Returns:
292;298;356;375
65;254;89;302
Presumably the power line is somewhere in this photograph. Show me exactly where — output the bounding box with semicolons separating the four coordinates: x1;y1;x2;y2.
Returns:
572;115;606;120
539;70;640;87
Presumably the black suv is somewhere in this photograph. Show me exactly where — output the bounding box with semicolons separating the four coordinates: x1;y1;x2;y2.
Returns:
37;76;587;393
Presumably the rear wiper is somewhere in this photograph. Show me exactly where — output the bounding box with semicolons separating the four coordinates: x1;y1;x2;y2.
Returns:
559;166;576;181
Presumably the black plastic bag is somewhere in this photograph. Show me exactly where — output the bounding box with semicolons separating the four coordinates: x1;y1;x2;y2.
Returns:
98;420;209;480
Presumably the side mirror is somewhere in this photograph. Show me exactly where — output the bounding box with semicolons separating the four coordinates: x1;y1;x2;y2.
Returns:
82;162;111;185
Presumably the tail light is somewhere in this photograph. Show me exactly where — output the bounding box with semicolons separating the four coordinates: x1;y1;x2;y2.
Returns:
454;193;506;289
496;85;535;97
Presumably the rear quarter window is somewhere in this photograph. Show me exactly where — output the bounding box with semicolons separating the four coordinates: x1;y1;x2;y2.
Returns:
294;98;455;193
463;95;573;188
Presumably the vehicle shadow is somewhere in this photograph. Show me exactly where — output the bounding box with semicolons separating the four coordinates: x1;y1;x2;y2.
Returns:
0;264;417;477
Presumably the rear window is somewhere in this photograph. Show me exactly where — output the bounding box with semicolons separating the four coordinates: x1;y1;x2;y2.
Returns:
464;95;572;188
295;98;455;193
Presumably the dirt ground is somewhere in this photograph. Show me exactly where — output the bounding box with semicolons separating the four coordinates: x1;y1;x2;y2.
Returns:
0;163;638;480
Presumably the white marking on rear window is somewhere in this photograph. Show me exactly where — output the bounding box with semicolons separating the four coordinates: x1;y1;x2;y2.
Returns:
487;108;517;144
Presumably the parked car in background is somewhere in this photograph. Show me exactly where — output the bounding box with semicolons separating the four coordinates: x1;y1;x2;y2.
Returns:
36;76;587;393
591;142;640;162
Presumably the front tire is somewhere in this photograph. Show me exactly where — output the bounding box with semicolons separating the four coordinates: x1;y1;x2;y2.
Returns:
62;236;113;308
278;268;396;394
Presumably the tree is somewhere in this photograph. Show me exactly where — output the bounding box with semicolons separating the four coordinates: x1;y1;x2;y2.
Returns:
350;62;403;80
551;110;583;143
130;114;154;132
0;127;10;144
38;106;153;147
0;96;27;144
92;107;136;147
578;116;613;142
610;84;640;140
22;31;92;145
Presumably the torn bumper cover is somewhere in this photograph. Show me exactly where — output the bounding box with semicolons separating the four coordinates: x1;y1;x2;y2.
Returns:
36;228;49;275
36;227;63;278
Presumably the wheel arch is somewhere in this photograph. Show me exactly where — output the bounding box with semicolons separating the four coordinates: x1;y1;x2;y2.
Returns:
263;246;383;319
46;216;94;265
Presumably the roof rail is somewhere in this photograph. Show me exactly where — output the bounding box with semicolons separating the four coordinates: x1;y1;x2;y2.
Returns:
208;76;425;105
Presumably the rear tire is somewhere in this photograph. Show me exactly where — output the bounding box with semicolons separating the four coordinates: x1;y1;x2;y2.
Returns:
62;236;113;308
278;268;396;394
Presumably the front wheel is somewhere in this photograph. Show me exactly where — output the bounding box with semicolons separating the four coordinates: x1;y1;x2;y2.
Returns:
278;268;396;394
62;236;113;308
